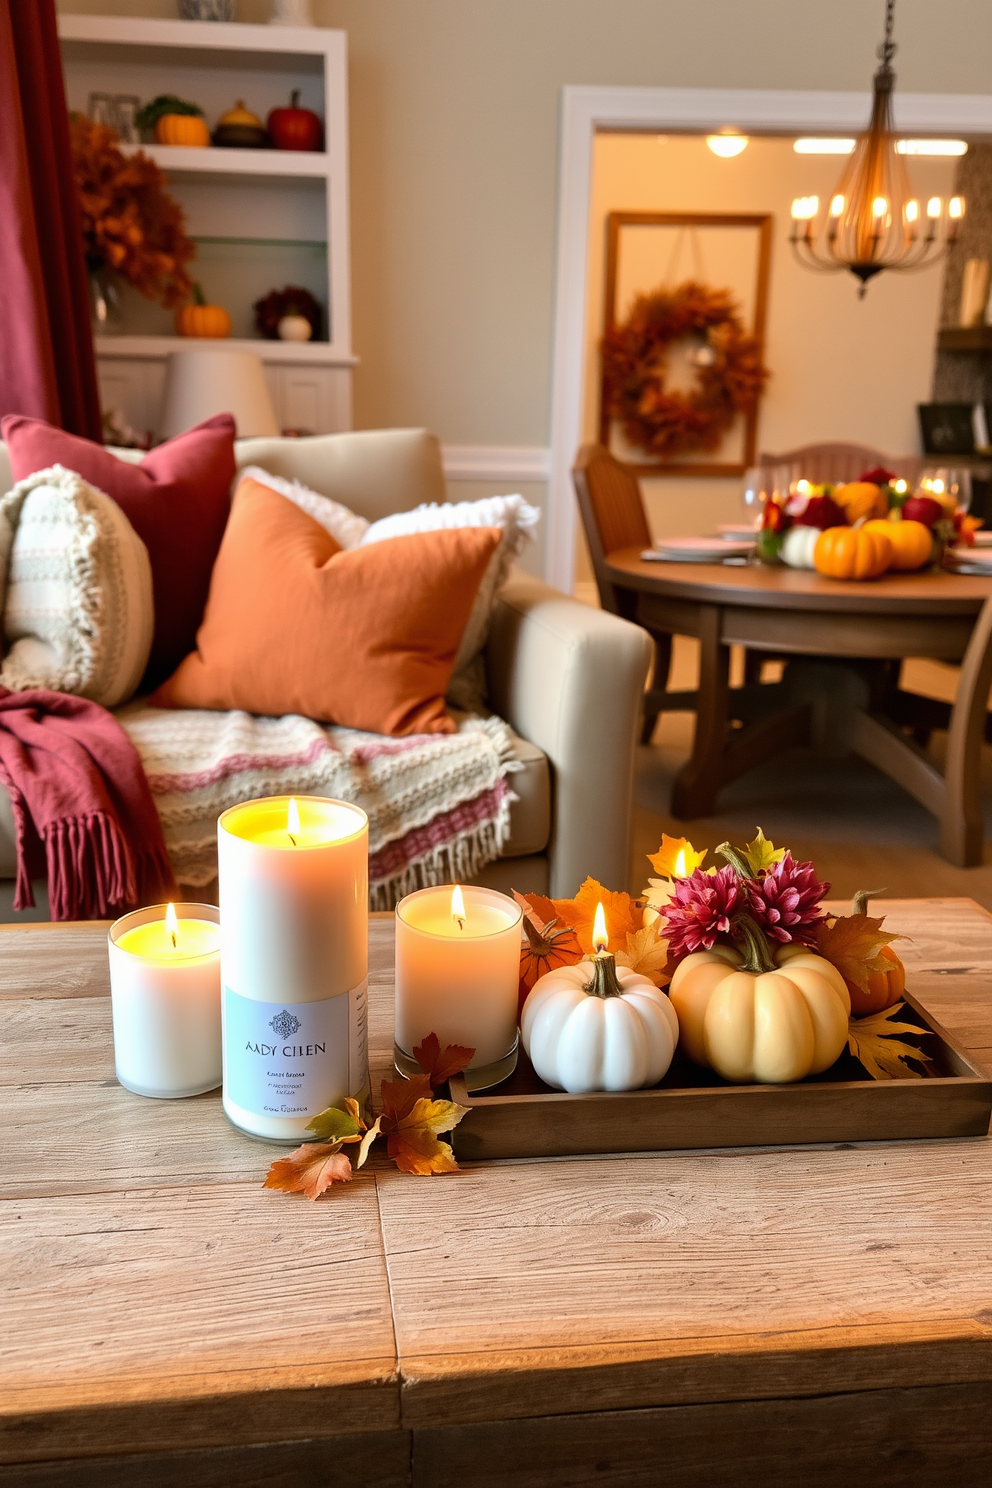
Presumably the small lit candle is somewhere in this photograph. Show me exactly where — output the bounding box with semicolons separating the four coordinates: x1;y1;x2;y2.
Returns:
394;884;523;1090
108;902;222;1099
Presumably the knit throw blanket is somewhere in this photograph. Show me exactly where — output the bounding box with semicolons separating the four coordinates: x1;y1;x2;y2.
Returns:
117;703;520;909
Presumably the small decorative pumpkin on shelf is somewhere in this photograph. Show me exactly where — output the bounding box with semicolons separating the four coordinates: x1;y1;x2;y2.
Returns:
814;524;892;580
174;283;232;338
520;903;679;1094
135;95;209;147
862;517;933;571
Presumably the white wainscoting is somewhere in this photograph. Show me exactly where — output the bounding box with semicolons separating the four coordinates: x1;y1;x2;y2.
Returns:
441;446;551;482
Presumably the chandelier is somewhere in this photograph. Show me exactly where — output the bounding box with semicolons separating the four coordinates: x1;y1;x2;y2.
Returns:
790;0;964;296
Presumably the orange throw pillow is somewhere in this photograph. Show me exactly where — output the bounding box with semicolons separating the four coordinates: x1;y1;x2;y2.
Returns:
152;477;501;735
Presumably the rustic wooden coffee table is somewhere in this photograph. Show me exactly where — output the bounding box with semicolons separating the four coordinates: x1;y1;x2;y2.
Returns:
3;906;992;1486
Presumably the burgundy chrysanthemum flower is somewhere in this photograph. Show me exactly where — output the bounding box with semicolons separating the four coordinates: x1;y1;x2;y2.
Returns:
662;865;743;958
747;853;829;945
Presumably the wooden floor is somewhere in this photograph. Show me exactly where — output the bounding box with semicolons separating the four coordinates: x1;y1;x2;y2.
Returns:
631;639;992;907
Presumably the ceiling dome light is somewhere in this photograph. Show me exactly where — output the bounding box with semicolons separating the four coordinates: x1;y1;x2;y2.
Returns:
790;0;964;295
794;139;856;155
706;133;748;158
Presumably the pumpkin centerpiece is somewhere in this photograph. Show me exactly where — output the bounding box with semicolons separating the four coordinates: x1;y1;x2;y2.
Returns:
814;524;892;580
135;95;209;148
520;902;679;1094
665;844;850;1083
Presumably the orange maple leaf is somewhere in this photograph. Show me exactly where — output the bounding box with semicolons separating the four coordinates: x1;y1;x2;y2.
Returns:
413;1032;476;1086
816;913;903;995
647;834;707;879
615;921;671;986
263;1142;354;1200
554;876;642;955
514;889;584;1012
384;1096;468;1175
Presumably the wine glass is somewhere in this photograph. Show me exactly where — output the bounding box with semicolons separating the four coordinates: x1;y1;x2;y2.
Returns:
741;467;768;530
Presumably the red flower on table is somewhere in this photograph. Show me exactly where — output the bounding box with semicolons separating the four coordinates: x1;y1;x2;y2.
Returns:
662;865;743;958
748;853;829;945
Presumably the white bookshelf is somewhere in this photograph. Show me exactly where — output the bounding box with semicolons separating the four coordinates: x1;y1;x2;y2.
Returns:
58;14;354;437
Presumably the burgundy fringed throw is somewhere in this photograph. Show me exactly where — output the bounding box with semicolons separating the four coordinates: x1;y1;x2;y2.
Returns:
0;688;176;919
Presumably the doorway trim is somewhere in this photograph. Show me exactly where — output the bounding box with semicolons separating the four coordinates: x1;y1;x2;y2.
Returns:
546;84;992;592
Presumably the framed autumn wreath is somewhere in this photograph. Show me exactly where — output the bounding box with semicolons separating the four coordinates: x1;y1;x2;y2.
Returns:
599;212;773;476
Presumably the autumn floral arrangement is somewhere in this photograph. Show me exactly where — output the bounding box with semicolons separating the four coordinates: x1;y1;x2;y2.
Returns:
757;466;982;581
70;114;195;308
267;831;928;1200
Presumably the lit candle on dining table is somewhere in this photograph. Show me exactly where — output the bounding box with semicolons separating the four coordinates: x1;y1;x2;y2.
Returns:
394;883;523;1090
108;901;222;1098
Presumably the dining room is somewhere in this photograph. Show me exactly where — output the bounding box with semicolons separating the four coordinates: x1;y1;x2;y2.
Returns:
563;60;992;906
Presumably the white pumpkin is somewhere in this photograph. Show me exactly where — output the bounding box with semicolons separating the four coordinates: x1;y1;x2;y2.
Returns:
780;524;821;569
668;940;851;1084
521;955;679;1094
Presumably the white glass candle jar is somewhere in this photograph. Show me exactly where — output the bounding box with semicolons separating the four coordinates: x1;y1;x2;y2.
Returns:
218;795;369;1143
108;903;222;1098
394;885;523;1090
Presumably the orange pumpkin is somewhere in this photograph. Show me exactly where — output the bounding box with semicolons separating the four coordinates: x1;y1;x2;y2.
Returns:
862;518;933;571
174;291;232;339
814;525;892;580
155;114;210;147
833;481;888;522
845;890;906;1016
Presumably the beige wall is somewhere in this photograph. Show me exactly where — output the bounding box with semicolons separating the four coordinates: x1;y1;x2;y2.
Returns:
60;0;992;582
582;133;954;568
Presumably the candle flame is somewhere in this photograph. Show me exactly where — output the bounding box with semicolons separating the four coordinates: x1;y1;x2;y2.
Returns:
165;901;179;951
674;847;687;878
592;901;608;953
451;882;466;931
287;796;300;846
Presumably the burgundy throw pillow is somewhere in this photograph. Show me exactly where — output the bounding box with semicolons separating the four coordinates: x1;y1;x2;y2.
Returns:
1;413;236;681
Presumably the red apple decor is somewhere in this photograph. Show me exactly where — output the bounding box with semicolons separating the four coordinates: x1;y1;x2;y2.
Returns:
267;91;323;152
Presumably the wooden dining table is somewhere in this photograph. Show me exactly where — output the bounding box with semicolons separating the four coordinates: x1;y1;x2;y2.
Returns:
605;550;992;866
3;906;992;1487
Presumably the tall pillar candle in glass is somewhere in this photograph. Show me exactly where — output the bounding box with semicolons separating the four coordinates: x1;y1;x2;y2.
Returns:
394;884;523;1090
218;795;369;1142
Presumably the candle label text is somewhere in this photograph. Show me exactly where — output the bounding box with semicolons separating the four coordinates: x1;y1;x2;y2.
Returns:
223;982;368;1117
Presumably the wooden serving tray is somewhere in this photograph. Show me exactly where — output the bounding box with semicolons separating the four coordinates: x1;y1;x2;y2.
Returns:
449;992;992;1161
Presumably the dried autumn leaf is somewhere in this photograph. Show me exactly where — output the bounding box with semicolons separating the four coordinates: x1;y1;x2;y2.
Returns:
555;877;643;955
615;922;672;986
263;1142;354;1200
514;889;583;1011
356;1117;382;1169
847;1002;932;1081
306;1095;365;1143
816;913;903;995
648;834;707;879
384;1096;468;1175
379;1073;433;1127
742;827;786;876
413;1032;476;1087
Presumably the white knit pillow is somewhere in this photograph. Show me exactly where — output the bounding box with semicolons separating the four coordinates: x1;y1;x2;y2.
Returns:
359;495;540;707
238;465;371;549
0;465;154;707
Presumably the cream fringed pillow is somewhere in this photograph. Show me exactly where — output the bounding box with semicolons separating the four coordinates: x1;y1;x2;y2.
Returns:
0;465;154;707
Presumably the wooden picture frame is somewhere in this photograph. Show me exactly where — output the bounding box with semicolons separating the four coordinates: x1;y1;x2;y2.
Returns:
599;210;773;478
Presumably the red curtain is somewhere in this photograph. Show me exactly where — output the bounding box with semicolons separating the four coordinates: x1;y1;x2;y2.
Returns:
0;0;101;438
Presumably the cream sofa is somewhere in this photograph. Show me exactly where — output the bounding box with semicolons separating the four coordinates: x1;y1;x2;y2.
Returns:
0;428;651;918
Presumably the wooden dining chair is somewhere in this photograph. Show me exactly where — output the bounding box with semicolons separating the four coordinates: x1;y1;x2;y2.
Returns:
759;441;921;487
573;444;692;742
